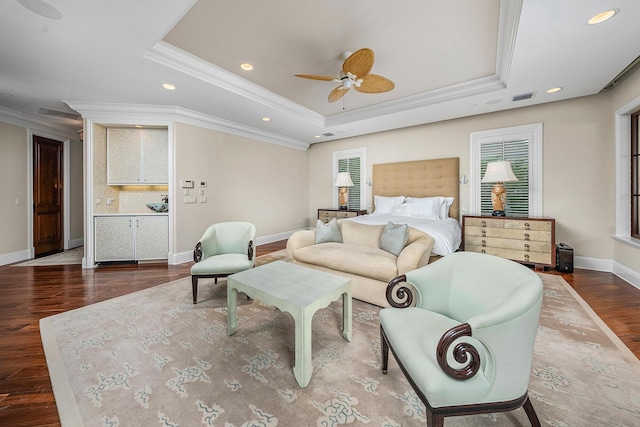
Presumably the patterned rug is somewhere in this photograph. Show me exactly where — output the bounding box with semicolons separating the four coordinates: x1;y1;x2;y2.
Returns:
40;264;640;426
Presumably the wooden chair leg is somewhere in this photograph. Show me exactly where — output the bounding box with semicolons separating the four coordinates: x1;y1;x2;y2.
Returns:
380;327;389;374
427;411;444;427
192;276;198;304
523;396;541;427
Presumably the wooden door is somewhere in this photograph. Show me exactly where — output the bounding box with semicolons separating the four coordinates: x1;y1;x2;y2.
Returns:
33;136;63;257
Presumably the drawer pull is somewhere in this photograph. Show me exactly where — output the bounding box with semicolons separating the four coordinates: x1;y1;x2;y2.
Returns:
524;254;530;260
481;220;486;227
524;233;530;240
481;249;486;254
481;230;486;236
524;243;530;251
524;222;530;230
481;240;486;247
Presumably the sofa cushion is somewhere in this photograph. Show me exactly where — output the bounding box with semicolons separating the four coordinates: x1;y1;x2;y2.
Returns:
315;218;342;243
380;222;409;256
339;220;385;249
293;242;399;282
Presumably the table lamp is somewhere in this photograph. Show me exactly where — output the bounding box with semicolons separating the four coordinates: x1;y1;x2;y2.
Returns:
481;161;518;216
334;172;354;210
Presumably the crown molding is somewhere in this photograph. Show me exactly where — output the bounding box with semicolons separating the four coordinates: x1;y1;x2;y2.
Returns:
0;106;79;140
325;74;506;127
144;41;324;128
65;101;310;151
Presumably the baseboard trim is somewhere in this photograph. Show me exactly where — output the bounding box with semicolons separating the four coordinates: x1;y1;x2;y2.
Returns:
613;261;640;291
0;249;31;267
67;238;84;249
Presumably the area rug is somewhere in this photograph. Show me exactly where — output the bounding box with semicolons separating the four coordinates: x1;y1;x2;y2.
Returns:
13;246;83;266
40;271;640;426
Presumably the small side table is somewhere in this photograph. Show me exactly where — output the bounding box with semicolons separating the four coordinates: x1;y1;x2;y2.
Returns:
317;208;367;224
227;261;352;388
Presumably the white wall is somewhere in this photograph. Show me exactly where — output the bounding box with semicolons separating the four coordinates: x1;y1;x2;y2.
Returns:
0;122;29;255
173;123;310;256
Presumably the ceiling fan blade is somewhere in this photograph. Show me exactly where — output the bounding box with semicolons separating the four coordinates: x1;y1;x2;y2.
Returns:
328;86;349;103
355;74;395;93
343;48;374;78
294;74;338;81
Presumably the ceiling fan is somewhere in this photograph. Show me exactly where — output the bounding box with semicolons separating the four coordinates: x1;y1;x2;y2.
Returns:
295;48;395;103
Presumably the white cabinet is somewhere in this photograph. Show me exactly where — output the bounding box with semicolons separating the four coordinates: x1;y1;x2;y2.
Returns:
94;215;168;262
107;128;168;185
134;216;169;260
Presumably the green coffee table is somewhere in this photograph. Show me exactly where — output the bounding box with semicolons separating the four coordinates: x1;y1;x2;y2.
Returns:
226;261;352;387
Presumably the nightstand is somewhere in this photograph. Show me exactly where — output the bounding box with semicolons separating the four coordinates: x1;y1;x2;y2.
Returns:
317;208;367;224
462;215;556;270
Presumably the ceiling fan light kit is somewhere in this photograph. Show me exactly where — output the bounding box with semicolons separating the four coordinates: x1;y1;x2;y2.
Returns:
295;48;394;103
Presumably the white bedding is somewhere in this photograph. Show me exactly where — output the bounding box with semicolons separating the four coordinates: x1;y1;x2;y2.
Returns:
343;214;462;256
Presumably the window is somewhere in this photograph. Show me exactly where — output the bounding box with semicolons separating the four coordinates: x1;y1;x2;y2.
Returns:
632;111;639;239
332;148;366;210
470;123;543;216
479;139;530;216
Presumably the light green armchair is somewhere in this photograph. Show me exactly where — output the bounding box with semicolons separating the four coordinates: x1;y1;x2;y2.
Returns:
191;222;256;304
380;251;543;426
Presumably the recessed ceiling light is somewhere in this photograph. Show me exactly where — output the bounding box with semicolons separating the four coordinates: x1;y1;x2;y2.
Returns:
241;63;254;71
588;9;619;25
162;83;176;91
134;125;142;128
314;135;322;138
262;117;271;122
546;87;562;94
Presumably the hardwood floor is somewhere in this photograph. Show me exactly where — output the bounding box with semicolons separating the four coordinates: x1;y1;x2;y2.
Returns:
0;241;638;426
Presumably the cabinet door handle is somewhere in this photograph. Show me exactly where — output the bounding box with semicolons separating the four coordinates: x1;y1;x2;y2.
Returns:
129;219;132;227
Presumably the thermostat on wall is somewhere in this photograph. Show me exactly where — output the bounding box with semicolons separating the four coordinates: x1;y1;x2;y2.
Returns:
181;180;194;188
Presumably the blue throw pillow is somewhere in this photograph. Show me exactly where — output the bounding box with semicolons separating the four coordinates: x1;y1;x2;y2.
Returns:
315;218;343;244
380;221;408;256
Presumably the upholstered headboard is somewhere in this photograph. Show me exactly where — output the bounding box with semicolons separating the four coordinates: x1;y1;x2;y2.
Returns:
372;157;460;220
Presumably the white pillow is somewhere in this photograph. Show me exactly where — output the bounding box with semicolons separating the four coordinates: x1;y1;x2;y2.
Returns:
404;197;440;219
390;203;413;217
440;197;454;219
373;195;405;215
405;196;455;219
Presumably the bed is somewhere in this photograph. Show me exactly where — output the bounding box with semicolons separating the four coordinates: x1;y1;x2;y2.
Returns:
343;157;462;257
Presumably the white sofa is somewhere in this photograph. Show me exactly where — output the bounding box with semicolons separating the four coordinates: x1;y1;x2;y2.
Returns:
286;220;435;307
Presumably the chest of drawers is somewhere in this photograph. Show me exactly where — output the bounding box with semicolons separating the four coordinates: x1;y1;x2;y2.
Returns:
463;215;556;269
318;209;367;224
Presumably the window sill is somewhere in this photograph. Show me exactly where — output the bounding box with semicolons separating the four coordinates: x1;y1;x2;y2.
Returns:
613;235;640;250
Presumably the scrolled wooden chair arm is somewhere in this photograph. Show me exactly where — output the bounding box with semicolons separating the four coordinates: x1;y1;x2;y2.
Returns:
436;323;481;380
248;240;254;260
386;274;415;308
193;242;203;263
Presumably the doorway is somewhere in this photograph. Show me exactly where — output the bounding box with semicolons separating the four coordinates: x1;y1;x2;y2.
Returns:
33;135;64;257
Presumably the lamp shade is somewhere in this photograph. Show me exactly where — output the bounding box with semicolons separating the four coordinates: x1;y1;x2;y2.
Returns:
481;161;519;183
334;172;354;187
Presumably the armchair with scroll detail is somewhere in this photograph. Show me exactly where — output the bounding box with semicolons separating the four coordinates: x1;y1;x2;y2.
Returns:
379;251;543;427
191;222;256;304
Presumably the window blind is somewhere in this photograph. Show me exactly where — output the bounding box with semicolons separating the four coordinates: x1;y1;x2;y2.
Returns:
480;138;530;216
338;157;361;210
